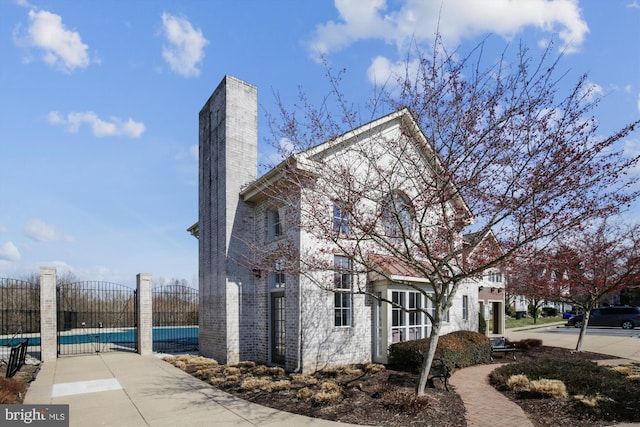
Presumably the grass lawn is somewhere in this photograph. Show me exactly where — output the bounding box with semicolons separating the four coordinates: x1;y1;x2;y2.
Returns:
505;315;565;329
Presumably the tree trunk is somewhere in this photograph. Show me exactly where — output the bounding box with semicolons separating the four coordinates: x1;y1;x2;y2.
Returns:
416;321;442;396
575;310;590;352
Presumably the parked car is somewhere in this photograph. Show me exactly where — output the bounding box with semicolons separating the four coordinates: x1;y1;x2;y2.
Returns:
562;310;578;319
566;306;640;329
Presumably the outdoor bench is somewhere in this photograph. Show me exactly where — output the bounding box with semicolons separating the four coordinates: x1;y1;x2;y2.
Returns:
490;337;516;361
5;338;28;378
428;358;451;391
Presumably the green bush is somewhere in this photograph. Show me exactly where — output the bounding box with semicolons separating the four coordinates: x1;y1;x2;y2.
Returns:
541;307;558;317
478;311;486;335
388;330;491;373
513;338;542;350
505;304;516;318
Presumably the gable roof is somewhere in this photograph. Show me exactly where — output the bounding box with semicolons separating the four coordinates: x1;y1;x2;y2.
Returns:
241;108;472;221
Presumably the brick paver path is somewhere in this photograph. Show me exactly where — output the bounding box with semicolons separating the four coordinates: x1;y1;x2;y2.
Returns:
449;364;534;427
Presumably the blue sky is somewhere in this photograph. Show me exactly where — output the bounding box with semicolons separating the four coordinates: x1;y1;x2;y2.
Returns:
1;0;639;287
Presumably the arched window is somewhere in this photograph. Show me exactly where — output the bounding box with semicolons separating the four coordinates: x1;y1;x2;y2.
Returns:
382;191;414;237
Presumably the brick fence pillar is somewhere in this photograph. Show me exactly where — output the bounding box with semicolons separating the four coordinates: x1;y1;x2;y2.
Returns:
39;266;57;362
137;273;152;355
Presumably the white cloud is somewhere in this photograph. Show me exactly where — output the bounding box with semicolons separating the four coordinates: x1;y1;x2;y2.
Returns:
309;0;589;60
160;12;209;77
16;9;91;73
0;242;20;262
366;55;421;89
48;111;145;138
24;219;73;242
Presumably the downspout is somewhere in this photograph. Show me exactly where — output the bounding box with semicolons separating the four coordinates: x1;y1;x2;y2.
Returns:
295;278;303;373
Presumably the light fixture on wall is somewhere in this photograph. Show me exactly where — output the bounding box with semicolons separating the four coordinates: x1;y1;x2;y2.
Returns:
479;286;484;291
252;268;262;278
491;287;496;293
498;288;503;293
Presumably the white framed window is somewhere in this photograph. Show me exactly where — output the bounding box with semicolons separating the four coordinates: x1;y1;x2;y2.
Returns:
462;295;469;320
488;272;502;283
391;290;430;343
334;256;352;327
333;202;350;235
267;207;284;239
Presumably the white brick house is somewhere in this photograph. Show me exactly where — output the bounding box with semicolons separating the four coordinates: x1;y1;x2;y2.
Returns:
192;75;500;373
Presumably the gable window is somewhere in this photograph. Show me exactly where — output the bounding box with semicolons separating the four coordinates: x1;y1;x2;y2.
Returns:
381;191;414;237
334;255;352;327
267;207;284;239
333;202;350;235
488;272;502;283
462;295;469;320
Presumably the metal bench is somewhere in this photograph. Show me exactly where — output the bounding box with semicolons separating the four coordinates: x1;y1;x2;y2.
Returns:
5;338;29;378
490;337;516;361
428;358;451;391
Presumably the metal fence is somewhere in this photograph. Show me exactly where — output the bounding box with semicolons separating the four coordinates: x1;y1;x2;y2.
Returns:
152;284;198;352
57;281;137;355
0;278;40;357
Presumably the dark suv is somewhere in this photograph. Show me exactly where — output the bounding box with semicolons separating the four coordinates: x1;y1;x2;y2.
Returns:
566;306;640;329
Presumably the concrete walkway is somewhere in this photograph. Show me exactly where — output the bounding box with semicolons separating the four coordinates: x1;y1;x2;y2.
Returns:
22;324;640;427
24;352;358;427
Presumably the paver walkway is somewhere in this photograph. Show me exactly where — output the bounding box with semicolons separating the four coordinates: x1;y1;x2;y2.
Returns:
449;363;534;427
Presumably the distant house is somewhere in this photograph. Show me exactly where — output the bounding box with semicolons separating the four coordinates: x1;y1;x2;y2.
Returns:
190;75;504;372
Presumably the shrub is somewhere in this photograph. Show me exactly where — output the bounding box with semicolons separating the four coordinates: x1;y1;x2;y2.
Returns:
342;367;363;376
514;338;543;350
505;304;516;318
529;379;567;398
223;367;241;376
388;330;491;373
313;381;342;405
541;307;558;317
267;366;285;377
506;374;530;391
379;386;431;416
236;361;256;369
291;373;319;385
478;311;487;335
251;365;269;375
490;359;640;422
240;377;272;391
296;387;314;400
364;363;385;374
265;379;291;392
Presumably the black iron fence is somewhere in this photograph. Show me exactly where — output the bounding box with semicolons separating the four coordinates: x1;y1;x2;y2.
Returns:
57;282;137;355
0;278;40;357
152;284;198;352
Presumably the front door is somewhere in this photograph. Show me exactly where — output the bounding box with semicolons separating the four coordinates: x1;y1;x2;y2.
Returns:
270;292;285;365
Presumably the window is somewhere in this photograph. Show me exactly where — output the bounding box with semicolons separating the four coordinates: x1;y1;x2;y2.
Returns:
271;260;285;289
267;207;284;239
333;202;350;235
488;272;502;283
391;290;430;343
334;256;352;327
462;295;469;320
382;191;414;237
